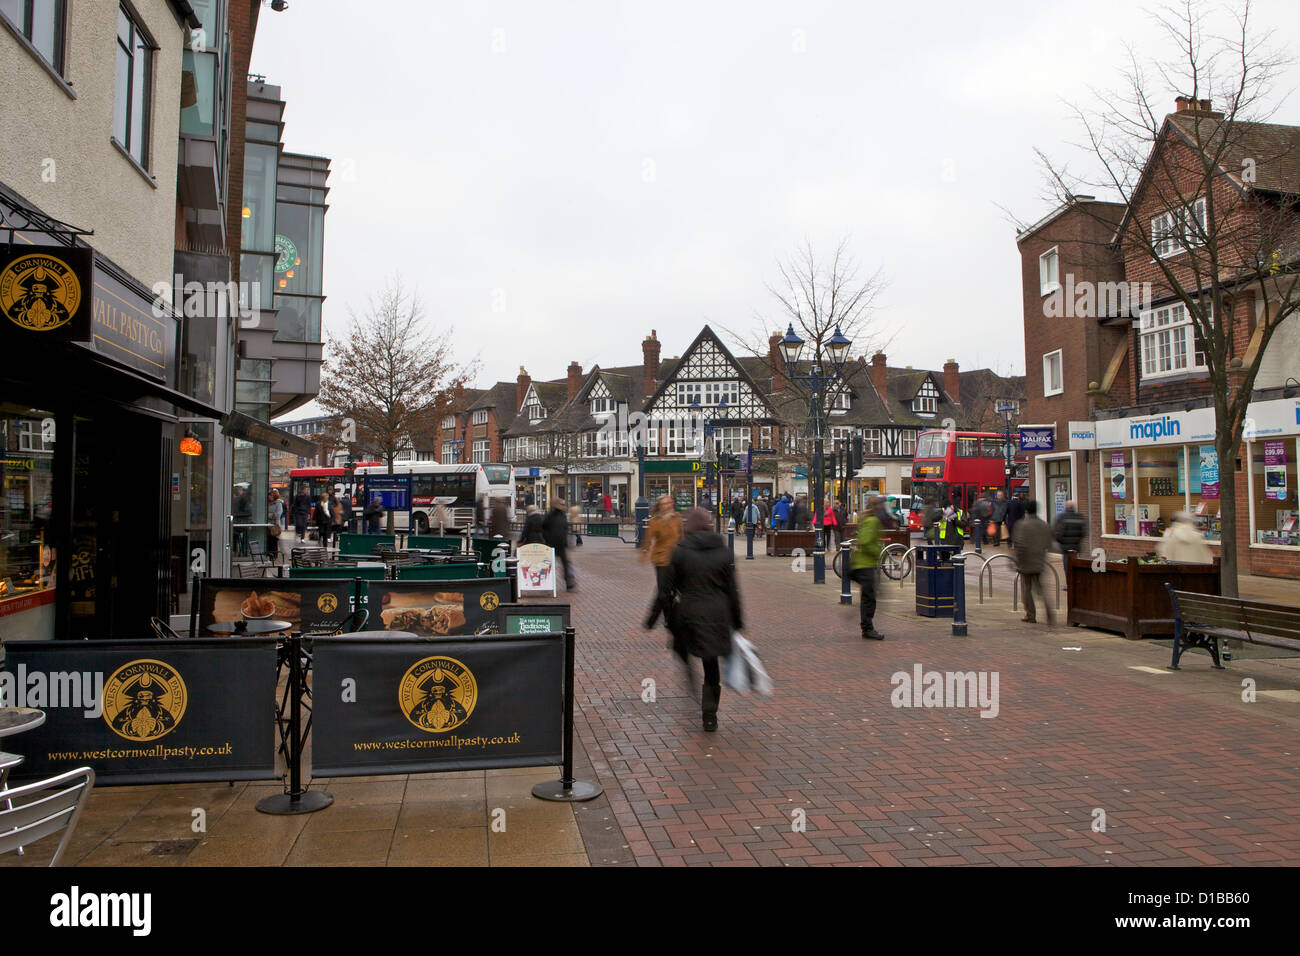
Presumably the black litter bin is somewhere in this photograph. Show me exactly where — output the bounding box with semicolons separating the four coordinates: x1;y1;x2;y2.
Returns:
915;545;958;618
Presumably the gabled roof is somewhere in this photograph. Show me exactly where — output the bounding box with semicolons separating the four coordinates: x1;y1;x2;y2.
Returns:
467;382;519;429
1113;111;1300;245
641;325;777;420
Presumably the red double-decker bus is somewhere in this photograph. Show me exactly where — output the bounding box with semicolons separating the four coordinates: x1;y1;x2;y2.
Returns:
909;430;1028;513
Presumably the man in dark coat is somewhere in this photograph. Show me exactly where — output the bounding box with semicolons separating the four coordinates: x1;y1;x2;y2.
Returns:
665;508;742;732
518;504;545;544
1013;499;1054;624
542;498;575;589
989;491;1008;545
291;490;313;542
1052;499;1087;589
489;498;510;539
1005;493;1026;547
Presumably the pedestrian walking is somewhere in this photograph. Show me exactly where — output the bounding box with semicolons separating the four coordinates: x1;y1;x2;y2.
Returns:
432;502;453;535
569;502;583;547
1156;511;1213;563
603;492;613;518
518;504;545;545
851;495;887;640
822;500;840;552
922;497;938;544
543;498;576;589
364;493;384;533
328;491;344;549
291;488;312;542
971;494;991;546
990;491;1008;546
1012;500;1054;625
1005;493;1025;547
266;489;285;563
490;497;510;539
341;492;355;534
664;507;742;732
313;494;331;546
640;496;682;628
1051;499;1087;589
771;493;791;531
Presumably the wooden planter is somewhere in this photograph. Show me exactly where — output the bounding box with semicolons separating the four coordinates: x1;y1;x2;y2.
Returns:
766;529;816;556
1065;554;1221;640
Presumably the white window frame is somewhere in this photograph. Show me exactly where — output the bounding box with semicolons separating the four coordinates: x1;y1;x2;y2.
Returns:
1039;247;1060;295
1151;198;1207;258
912;380;939;415
759;426;772;450
590;397;613;414
1139;301;1208;380
1043;349;1064;396
471;439;489;463
441;415;455;429
525;403;545;422
472;409;488;425
902;431;916;457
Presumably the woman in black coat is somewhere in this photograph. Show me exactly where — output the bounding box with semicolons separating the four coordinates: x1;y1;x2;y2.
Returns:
665;508;743;732
518;504;545;545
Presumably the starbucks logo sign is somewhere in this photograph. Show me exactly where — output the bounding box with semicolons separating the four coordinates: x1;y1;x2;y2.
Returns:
274;234;299;274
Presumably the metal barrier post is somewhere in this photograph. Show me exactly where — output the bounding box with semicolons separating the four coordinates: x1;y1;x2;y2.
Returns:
951;553;968;636
258;634;333;815
533;627;603;802
839;541;852;605
746;523;754;560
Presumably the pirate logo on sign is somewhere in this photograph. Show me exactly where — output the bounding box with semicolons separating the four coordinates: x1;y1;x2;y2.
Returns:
317;592;339;614
479;590;500;612
0;255;82;331
102;659;187;741
398;656;477;733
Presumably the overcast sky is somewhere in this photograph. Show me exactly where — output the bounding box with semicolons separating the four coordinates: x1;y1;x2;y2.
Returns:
253;0;1300;417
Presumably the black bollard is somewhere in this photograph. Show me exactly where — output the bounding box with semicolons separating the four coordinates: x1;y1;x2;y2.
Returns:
951;553;968;636
746;525;754;560
839;540;853;606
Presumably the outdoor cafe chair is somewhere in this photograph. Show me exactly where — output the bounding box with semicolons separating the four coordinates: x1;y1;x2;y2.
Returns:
0;767;95;866
149;616;183;640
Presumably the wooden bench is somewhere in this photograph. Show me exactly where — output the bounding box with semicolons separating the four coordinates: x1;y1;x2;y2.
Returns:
766;529;815;556
1165;584;1300;670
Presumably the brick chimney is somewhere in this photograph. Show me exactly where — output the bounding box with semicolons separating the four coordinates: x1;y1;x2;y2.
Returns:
567;361;583;400
871;351;887;399
769;333;786;392
1174;96;1223;118
642;330;660;398
516;366;531;410
943;359;960;404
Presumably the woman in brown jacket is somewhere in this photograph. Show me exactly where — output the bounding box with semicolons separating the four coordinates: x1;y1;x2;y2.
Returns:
641;495;682;629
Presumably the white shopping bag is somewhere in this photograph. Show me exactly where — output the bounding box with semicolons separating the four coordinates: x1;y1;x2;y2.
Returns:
723;633;773;696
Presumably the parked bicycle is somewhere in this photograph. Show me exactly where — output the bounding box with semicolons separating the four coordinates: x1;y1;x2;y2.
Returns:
831;541;914;581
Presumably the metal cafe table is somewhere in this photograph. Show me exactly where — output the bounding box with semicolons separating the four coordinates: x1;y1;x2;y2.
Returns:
1;707;46;856
207;619;295;636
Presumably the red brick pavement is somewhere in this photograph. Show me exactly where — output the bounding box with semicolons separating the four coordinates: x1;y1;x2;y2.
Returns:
549;537;1300;867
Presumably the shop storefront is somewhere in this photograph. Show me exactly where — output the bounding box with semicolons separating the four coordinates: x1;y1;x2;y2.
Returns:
642;459;703;510
1069;401;1300;579
1243;396;1300;576
0;203;224;641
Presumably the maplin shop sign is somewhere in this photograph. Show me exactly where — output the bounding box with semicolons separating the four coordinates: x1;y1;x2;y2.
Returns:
1094;407;1216;449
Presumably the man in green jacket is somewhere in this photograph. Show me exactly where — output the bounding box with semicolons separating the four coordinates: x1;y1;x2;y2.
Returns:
851;495;886;640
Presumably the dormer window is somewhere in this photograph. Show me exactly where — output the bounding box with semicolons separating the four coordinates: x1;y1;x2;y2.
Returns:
1151;197;1206;258
525;404;545;422
590;397;613;414
830;389;851;412
912;380;939;415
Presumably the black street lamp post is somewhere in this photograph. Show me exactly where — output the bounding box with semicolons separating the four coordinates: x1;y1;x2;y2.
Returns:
779;323;852;585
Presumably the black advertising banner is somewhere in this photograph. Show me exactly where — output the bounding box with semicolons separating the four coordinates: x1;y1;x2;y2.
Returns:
0;245;93;342
364;578;507;636
1;639;278;785
312;634;564;776
197;577;354;633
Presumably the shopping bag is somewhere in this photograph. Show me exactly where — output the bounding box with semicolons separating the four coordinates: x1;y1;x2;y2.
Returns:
723;633;773;696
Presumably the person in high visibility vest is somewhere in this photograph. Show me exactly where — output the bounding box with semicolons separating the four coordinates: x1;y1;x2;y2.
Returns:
938;501;967;550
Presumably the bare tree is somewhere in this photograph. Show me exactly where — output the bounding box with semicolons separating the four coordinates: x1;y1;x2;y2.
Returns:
1036;0;1300;595
318;277;475;529
721;237;891;487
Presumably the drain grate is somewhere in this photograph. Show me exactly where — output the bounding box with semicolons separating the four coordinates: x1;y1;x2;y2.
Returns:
605;697;694;717
146;839;200;857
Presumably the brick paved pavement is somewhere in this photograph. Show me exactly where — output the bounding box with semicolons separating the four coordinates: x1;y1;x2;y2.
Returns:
560;536;1300;867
